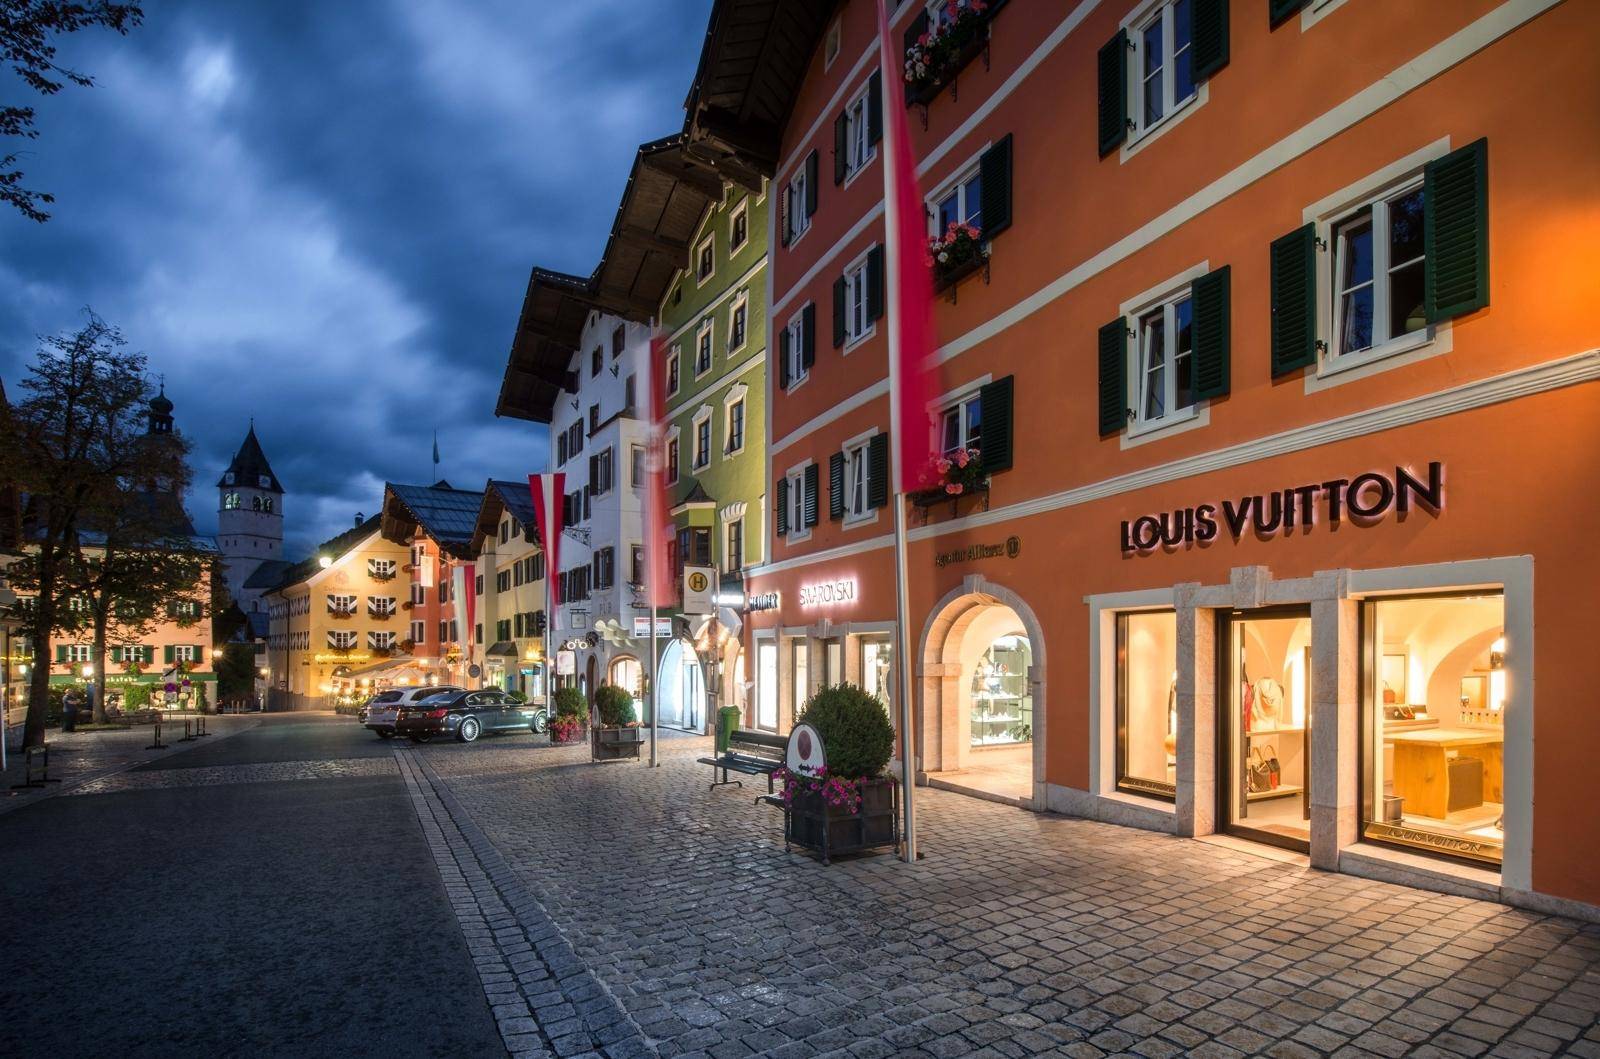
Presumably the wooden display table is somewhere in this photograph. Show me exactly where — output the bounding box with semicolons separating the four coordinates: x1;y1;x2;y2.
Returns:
1388;727;1503;819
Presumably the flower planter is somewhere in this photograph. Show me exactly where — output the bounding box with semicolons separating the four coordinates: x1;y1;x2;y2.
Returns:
932;251;985;295
591;725;643;762
783;776;899;864
907;28;990;107
549;718;586;745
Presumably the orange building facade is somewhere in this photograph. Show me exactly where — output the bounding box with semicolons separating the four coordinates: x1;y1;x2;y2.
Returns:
736;0;1600;916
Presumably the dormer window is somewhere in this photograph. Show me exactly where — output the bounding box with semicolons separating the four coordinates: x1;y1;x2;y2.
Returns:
223;473;235;486
257;475;271;489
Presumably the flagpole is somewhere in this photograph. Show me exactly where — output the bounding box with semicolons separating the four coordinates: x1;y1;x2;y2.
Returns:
878;5;918;864
649;605;659;768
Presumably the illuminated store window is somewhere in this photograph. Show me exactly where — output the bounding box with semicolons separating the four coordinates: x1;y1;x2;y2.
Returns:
756;642;779;731
792;640;809;717
971;634;1032;747
860;635;893;714
1116;610;1177;799
1363;592;1506;866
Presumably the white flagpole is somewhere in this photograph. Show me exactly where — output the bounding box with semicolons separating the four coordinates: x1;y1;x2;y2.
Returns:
880;50;919;865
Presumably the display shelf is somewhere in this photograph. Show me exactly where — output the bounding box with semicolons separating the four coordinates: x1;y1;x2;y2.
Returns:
1247;785;1304;802
1247;727;1305;737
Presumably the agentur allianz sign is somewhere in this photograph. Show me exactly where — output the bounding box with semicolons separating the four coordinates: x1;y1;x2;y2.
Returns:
1121;461;1443;555
798;578;856;607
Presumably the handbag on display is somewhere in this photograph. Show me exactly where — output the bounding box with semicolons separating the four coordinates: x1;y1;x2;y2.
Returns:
1248;747;1274;793
1382;681;1397;705
1262;744;1282;789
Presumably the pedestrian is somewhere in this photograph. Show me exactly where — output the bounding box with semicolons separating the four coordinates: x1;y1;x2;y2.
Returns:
62;687;85;733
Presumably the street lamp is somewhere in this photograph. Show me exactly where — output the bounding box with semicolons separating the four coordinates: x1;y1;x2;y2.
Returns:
318;555;332;569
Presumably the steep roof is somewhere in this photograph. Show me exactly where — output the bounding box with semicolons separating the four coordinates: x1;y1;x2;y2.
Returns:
470;479;541;554
218;425;284;493
380;481;483;560
242;559;293;591
267;515;382;594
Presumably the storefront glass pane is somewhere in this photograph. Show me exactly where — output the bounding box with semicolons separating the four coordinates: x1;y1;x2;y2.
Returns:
1225;610;1313;848
756;642;778;730
860;637;893;714
971;634;1032;746
1117;610;1177;799
792;641;808;717
1364;592;1505;866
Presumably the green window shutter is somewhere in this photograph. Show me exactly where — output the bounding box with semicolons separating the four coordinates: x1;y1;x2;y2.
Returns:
978;375;1014;474
804;150;818;217
867;245;885;322
1424;138;1489;323
776;478;789;536
833;111;848;185
1192;0;1230;81
867;70;883;145
832;276;847;349
867;433;889;509
56;644;68;663
1269;0;1310;28
802;303;816;368
978;133;1013;241
1097;30;1129;157
164;645;175;664
1270;224;1317;376
1191;265;1232;399
829;452;846;520
778;327;791;387
1098;319;1128;436
803;464;820;527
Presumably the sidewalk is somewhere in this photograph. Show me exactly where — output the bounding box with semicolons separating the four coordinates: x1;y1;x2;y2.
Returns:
1;714;260;815
410;738;1600;1059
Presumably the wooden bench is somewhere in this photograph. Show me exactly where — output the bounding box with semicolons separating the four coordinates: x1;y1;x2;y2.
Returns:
698;729;786;792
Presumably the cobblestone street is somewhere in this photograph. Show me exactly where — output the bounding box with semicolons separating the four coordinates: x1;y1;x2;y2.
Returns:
416;737;1600;1059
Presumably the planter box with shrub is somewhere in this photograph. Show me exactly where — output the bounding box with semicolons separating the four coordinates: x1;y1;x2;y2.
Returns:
773;684;900;864
591;684;642;761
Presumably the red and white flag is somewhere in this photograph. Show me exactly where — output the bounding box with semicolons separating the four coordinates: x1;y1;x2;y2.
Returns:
528;472;565;630
877;0;939;493
640;334;674;612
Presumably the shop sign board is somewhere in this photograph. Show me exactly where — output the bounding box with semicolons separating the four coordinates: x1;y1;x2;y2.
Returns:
681;566;715;615
1120;461;1444;555
631;616;674;638
745;592;780;611
935;536;1022;568
798;578;856;608
785;722;826;777
555;650;576;676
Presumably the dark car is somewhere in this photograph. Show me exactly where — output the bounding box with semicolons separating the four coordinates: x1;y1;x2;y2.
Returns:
394;689;539;744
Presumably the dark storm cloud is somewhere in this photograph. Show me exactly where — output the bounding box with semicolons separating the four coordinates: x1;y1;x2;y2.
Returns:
0;0;712;553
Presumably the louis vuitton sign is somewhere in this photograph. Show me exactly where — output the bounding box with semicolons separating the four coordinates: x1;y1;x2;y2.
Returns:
1120;462;1443;555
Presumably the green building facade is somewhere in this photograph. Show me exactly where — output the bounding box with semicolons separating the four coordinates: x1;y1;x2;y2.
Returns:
658;183;769;595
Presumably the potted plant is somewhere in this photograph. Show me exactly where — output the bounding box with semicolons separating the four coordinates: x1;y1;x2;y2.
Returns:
774;684;899;864
926;221;986;292
590;684;643;761
549;686;587;745
903;0;992;105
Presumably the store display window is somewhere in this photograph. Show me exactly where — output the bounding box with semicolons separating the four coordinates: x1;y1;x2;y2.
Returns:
756;641;778;731
792;640;809;716
970;634;1032;746
860;636;893;714
1362;592;1505;866
1115;610;1177;799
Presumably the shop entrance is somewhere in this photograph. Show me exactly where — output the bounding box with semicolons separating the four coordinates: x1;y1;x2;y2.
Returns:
920;581;1045;808
1221;607;1313;851
657;638;706;733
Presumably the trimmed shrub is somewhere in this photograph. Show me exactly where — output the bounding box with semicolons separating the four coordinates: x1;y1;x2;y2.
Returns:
553;686;587;720
593;684;636;727
122;683;152;709
506;690;528;704
796;683;895;781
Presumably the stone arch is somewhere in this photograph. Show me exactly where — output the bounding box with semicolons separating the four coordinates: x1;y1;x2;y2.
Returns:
917;573;1048;809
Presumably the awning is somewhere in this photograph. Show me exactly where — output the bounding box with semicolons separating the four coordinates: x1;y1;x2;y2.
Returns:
343;656;415;678
486;641;519;658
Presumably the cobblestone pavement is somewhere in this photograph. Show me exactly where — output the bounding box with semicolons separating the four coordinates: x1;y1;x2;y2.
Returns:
0;714;259;815
413;738;1600;1059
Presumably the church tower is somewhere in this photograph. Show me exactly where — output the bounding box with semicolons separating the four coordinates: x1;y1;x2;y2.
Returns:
217;424;285;615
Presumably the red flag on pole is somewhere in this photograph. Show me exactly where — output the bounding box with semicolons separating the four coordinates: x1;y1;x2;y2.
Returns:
641;334;674;610
877;0;938;493
529;472;564;627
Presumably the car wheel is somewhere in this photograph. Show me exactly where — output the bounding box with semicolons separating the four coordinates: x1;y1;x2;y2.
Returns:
376;729;395;740
457;718;480;744
409;732;432;744
530;711;548;734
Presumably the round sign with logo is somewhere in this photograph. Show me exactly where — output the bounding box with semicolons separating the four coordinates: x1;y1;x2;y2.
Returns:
164;682;177;695
785;722;827;778
468;663;482;679
688;570;709;594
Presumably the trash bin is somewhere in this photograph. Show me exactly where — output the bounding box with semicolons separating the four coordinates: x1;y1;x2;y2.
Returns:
716;705;741;755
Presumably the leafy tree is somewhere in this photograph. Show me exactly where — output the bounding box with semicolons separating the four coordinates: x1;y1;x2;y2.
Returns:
2;1;143;221
0;313;159;747
215;641;257;702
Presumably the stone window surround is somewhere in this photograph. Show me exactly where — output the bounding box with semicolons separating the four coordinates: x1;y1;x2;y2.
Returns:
1077;557;1533;897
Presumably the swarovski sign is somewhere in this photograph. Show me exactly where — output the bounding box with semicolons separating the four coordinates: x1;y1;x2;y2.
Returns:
798;578;856;607
1120;462;1443;555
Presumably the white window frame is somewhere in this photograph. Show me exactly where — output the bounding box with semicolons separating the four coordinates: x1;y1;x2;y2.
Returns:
410;620;425;643
1120;0;1209;161
926;156;984;240
728;291;748;352
1118;262;1213;447
938;390;983;458
327;593;357;614
842;434;872;524
724;515;744;573
1130;292;1197;436
1304;141;1454;393
66;643;92;663
842;250;875;350
666;427;681;485
368;631;396;650
694;232;715;287
694;318;714;378
630;444;645;488
327;630;357;651
666;346;681;397
843;83;876;184
785;463;810;544
724;386;747;457
1329;179;1428;368
784;311;808;391
174;644;199;662
784;169;810;246
729;199;750;256
691;407;713;471
824;15;842;69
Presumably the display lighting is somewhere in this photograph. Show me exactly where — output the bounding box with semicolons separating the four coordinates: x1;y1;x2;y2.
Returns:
1489;637;1507;712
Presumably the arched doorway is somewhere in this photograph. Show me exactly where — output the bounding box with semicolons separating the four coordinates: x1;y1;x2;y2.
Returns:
657;638;707;732
608;655;642;700
918;577;1047;808
584;654;598;703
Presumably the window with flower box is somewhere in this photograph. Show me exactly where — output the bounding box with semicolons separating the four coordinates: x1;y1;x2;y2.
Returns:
926;135;1011;292
903;0;999;107
368;558;396;580
327;630;358;650
327;593;357;617
368;631;396;651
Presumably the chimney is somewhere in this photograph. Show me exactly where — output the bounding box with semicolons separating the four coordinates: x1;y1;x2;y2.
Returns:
354;512;364;527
